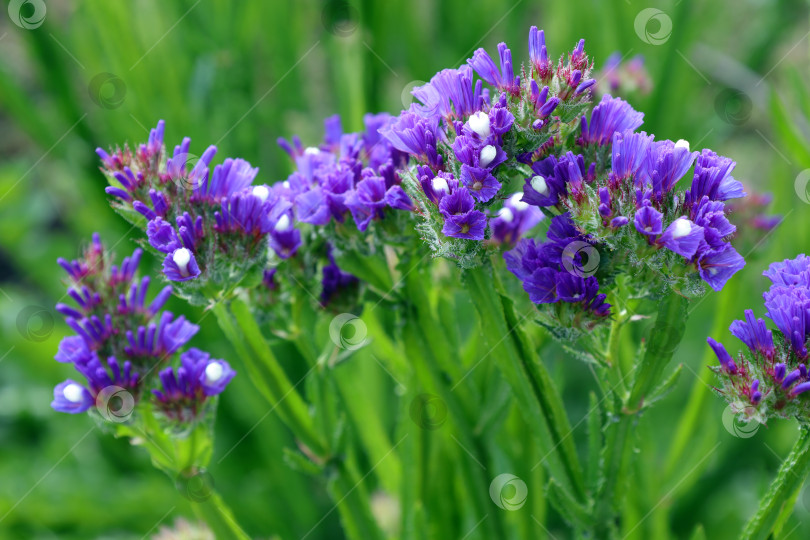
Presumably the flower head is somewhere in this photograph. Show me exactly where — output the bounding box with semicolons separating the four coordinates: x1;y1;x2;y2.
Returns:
709;254;810;425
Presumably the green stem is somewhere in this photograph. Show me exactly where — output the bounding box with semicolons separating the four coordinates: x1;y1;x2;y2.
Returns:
211;299;327;457
192;491;252;540
595;290;688;536
327;460;385;540
741;425;810;540
463;264;586;502
401;298;503;539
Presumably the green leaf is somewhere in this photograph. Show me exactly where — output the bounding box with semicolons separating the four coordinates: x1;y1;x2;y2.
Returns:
644;363;684;409
546;478;592;529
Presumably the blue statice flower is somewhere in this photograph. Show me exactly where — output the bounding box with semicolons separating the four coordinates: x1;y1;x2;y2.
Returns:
377;24;754;303
97;120;290;302
51;234;234;426
321;245;360;307
505;213;609;325
280;114;413;233
709;254;810;425
152;349;236;423
380;27;595;258
489;192;544;245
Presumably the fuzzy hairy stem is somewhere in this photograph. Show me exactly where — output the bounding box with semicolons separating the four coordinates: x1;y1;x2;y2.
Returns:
741;425;810;540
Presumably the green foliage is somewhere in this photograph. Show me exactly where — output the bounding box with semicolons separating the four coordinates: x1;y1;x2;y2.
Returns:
2;0;810;539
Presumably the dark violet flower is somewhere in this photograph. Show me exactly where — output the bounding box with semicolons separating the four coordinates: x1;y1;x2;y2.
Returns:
581;95;644;145
697;244;745;292
438;188;487;240
763;254;810;287
379;111;443;169
51;380;95;414
528;26;552;80
268;227;302;260
321;247;359;306
685;149;746;206
522;156;565;207
460;165;501;202
295;188;332;226
641;139;698;196
163;248;202;282
468;43;520;94
346;176;388;231
412;66;484;120
633;204;663;242
490;192;544;245
152;348;236;423
729;310;775;360
419;169;458;205
214;189;273;237
709;254;810;423
504;213;610;322
147;217;181;253
192;158;258;203
707;337;737;373
610;131;653;183
452;135;507;171
657;218;704;259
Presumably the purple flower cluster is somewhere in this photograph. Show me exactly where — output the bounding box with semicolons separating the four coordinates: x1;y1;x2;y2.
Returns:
51;234;234;423
99;121;293;289
505;213;609;320
380;27;589;246
520;95;748;291
280;114;412;233
153;348;235;423
709;254;810;423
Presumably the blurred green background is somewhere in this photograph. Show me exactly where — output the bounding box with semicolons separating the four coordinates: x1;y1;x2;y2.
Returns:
1;0;810;538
